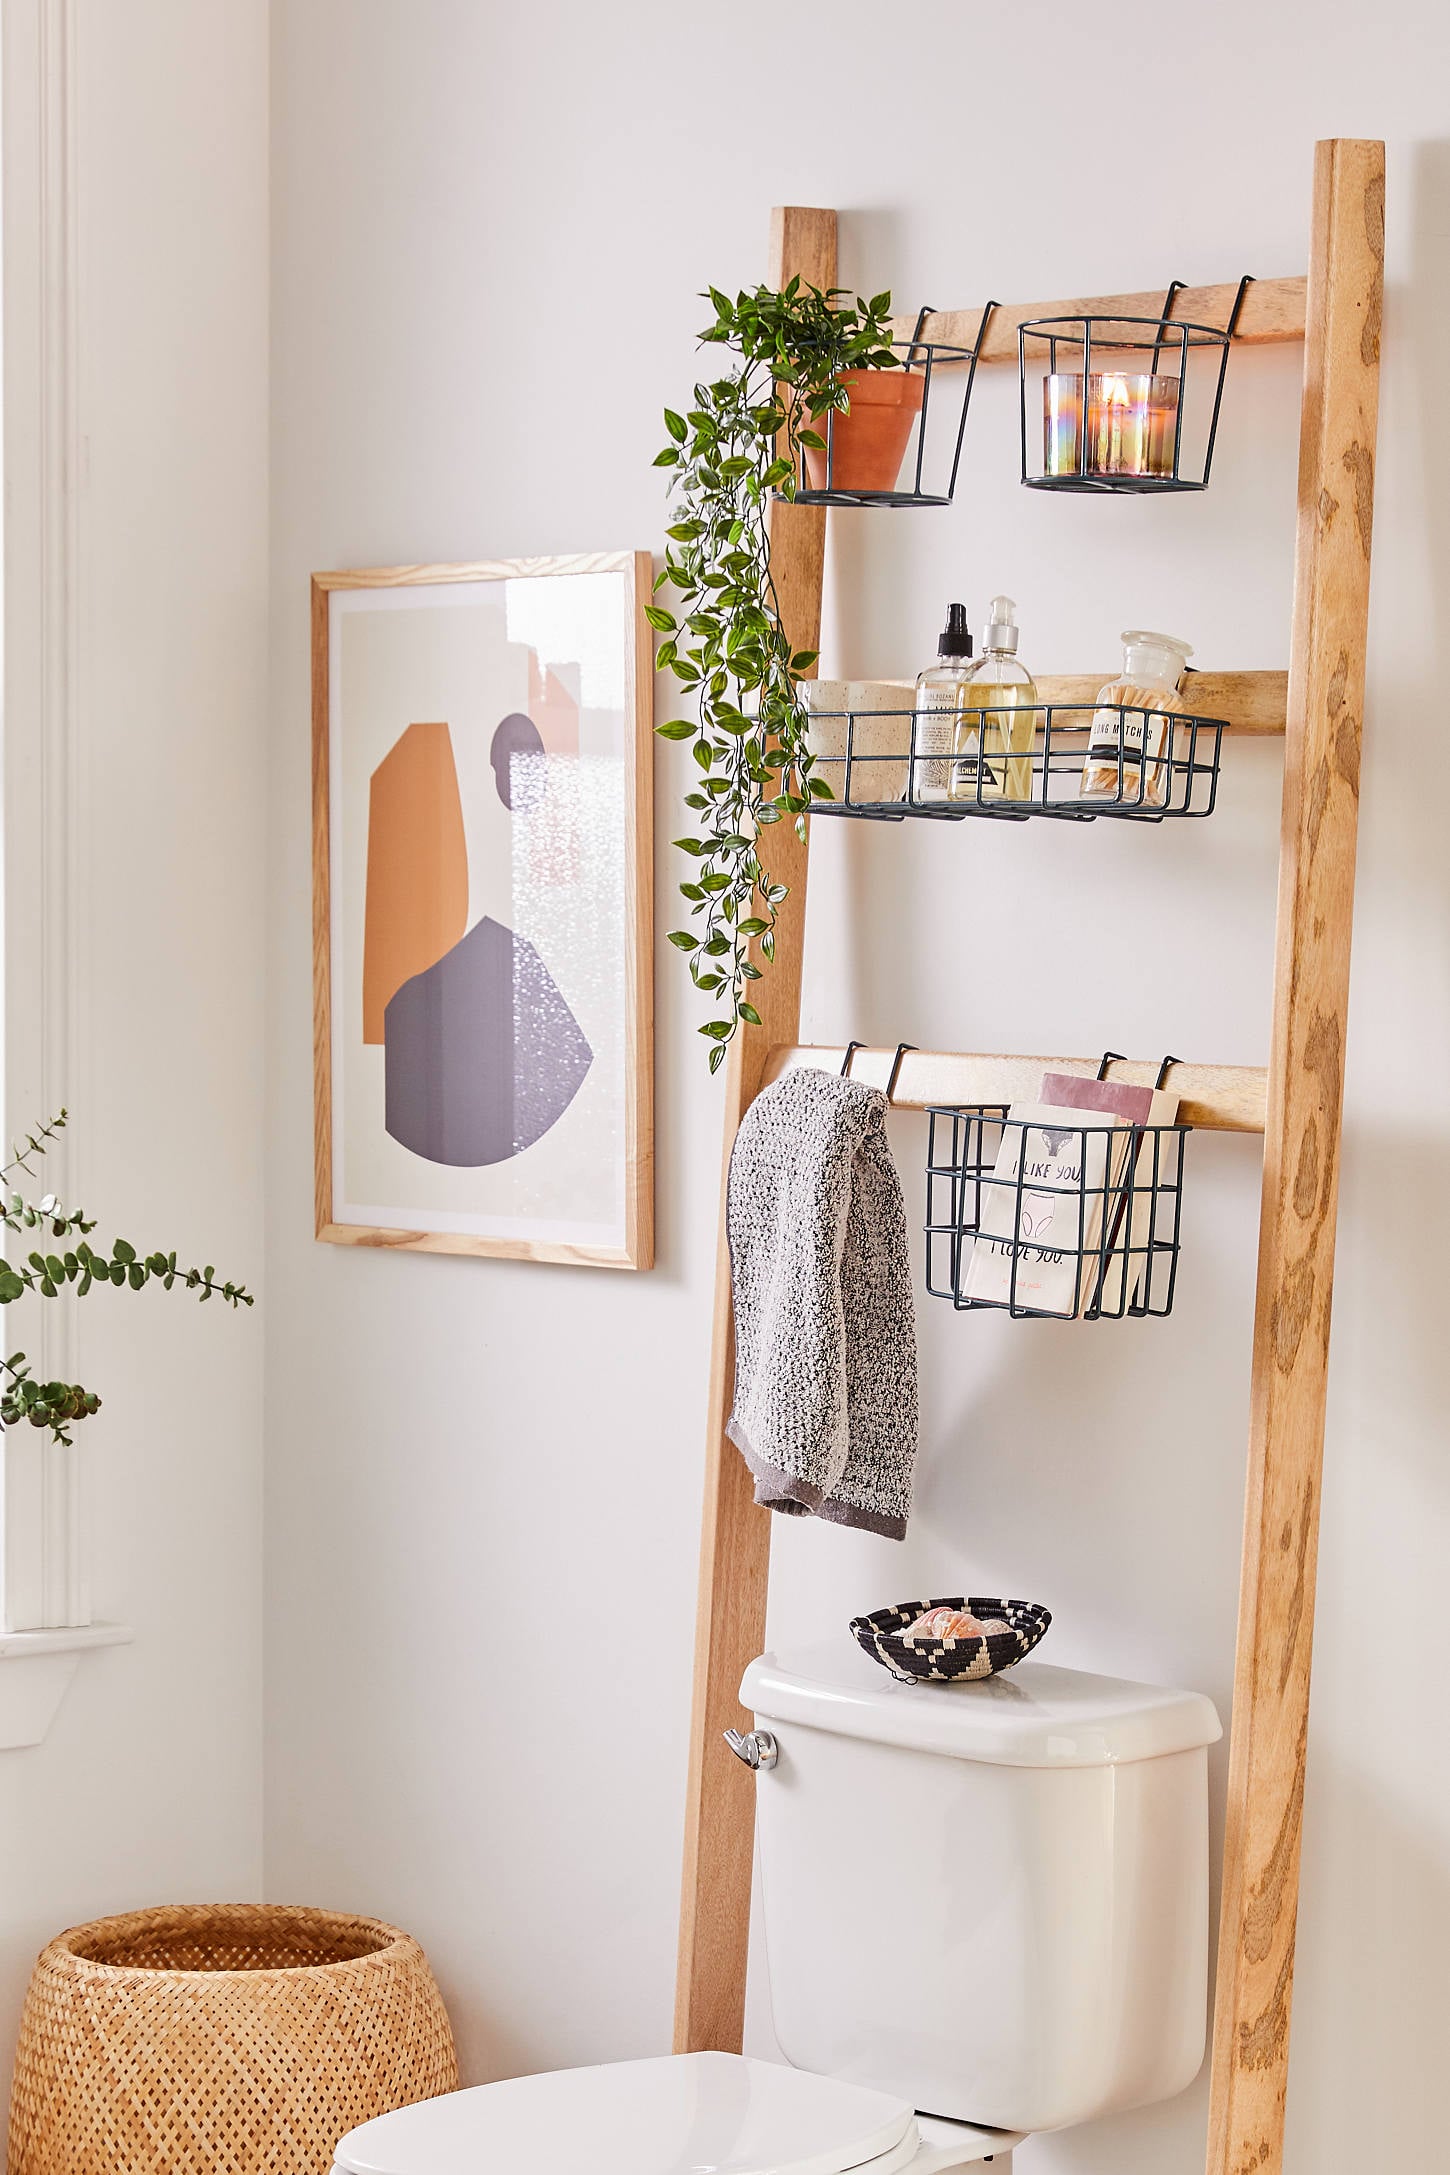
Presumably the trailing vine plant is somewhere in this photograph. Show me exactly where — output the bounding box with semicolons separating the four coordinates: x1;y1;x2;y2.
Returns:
0;1110;253;1444
650;278;898;1070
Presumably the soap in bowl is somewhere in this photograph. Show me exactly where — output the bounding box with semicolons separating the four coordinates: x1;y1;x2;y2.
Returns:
849;1594;1051;1685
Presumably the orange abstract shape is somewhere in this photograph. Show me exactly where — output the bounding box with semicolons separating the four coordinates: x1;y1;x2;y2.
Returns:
528;652;580;757
362;722;469;1044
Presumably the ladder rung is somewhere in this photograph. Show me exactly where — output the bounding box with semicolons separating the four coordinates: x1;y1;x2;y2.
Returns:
764;1046;1269;1134
890;276;1308;364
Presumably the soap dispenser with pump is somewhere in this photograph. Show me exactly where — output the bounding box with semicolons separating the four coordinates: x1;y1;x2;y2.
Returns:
951;596;1039;804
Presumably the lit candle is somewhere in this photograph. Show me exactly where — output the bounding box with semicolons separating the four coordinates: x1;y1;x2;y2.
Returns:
1085;373;1181;478
1042;373;1083;476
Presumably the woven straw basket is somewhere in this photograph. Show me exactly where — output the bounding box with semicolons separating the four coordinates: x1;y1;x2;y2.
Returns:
7;1902;458;2175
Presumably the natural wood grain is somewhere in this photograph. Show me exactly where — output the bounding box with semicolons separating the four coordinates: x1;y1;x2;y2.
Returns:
311;552;654;1270
865;669;1288;737
312;551;643;591
315;1221;636;1269
311;577;333;1240
622;550;656;1271
1206;141;1384;2175
763;1046;1268;1134
890;276;1308;365
1039;671;1288;736
673;205;837;2060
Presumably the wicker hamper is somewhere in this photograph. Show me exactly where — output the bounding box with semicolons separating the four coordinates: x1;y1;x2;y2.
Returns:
7;1902;458;2175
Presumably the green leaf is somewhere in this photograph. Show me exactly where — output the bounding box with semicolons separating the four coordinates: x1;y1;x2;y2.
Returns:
653;447;679;468
644;605;676;633
664;407;687;442
739;1003;762;1027
654;719;695;741
667;931;698;952
700;1020;734;1041
112;1238;136;1264
790;650;819;672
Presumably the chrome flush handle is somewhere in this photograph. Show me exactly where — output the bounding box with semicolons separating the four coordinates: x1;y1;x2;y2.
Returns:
723;1727;778;1771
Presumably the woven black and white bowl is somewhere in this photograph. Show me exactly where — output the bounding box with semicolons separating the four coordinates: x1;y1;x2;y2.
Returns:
850;1595;1051;1685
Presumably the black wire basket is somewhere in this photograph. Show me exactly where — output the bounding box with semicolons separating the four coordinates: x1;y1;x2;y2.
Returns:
850;1596;1052;1685
925;1105;1189;1320
1019;277;1251;494
789;305;994;509
801;693;1224;821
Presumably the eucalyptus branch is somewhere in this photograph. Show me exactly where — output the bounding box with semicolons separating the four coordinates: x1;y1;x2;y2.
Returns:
651;278;897;1070
0;1108;254;1444
2;1109;69;1185
1;1353;100;1447
0;1240;253;1310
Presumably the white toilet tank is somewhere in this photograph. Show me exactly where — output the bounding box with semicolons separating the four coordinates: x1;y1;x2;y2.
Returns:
741;1640;1222;2135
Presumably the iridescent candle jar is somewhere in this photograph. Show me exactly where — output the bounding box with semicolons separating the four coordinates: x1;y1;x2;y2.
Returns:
1042;374;1083;476
1086;373;1180;478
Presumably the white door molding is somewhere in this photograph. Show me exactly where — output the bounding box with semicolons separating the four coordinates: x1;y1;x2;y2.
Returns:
3;0;89;1629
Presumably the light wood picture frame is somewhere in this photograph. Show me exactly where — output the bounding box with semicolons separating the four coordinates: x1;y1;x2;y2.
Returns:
312;554;653;1269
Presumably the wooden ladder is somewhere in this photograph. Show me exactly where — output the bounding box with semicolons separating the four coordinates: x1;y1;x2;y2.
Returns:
671;139;1384;2175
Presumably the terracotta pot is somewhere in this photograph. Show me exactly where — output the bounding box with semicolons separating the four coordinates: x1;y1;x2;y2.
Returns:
802;368;926;494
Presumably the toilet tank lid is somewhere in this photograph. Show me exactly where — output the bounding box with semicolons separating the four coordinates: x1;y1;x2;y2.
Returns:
741;1641;1222;1768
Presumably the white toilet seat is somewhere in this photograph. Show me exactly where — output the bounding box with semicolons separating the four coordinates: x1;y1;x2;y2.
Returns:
332;2051;1018;2175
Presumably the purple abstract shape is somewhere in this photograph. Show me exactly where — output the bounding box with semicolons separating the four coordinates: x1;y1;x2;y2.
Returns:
383;915;592;1166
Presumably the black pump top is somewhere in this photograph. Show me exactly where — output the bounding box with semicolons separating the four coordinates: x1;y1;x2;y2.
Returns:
937;602;974;660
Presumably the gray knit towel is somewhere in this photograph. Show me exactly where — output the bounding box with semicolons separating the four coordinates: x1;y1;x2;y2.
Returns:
725;1065;918;1540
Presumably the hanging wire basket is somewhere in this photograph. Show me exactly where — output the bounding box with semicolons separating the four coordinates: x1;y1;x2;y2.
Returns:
1019;277;1251;494
800;690;1224;820
789;304;995;508
924;1104;1189;1320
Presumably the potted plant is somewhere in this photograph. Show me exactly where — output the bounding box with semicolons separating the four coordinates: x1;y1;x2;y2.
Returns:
650;278;899;1068
0;1110;252;1443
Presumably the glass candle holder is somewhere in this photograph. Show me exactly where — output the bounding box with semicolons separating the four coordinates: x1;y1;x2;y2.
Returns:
1042;374;1083;475
1085;372;1180;478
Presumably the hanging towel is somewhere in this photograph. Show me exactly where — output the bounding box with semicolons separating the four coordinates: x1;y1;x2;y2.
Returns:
726;1065;918;1539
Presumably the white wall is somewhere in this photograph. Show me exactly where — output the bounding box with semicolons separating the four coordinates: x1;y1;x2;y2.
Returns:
0;0;269;2059
265;7;1450;2172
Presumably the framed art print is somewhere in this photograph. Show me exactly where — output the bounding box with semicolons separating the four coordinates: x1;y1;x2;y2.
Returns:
312;553;653;1268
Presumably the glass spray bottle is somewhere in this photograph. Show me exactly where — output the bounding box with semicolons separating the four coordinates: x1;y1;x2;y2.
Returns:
911;603;975;804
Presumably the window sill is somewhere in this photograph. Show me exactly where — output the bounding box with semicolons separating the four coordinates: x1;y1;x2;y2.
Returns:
0;1622;133;1748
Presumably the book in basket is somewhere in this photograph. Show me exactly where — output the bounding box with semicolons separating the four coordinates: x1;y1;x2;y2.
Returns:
1038;1070;1182;1311
960;1101;1137;1317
